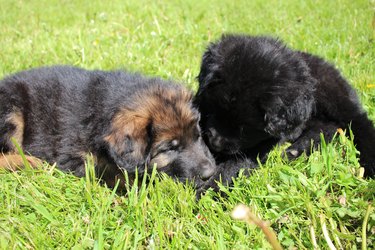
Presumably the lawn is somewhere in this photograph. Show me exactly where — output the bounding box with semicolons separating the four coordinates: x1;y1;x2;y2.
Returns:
0;0;374;249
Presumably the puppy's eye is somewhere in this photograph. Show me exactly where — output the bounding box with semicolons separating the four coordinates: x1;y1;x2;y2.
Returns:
154;141;178;157
170;139;179;150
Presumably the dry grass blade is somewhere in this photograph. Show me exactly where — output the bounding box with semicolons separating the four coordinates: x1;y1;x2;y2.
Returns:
232;204;283;250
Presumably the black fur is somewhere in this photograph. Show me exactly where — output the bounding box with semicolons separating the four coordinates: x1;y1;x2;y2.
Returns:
0;66;217;189
195;34;375;177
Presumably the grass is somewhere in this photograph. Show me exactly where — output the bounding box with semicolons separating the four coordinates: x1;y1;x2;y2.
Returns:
0;0;374;248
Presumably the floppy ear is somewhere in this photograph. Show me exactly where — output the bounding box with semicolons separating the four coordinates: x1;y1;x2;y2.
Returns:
197;49;214;86
196;43;222;96
104;109;152;174
262;82;316;141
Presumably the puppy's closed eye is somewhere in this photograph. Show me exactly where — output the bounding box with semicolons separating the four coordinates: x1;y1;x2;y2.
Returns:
150;141;180;169
170;139;179;149
152;140;179;157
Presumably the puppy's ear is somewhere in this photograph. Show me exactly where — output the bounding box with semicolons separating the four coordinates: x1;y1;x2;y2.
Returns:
104;109;152;174
197;49;214;86
262;81;316;141
196;44;221;96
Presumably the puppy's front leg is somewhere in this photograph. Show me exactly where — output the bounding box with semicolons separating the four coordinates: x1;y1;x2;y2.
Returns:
285;120;339;159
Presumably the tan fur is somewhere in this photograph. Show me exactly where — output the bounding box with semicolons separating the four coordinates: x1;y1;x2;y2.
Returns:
1;111;43;171
6;111;25;151
150;153;173;169
104;111;149;160
105;85;197;161
140;86;197;145
0;153;42;170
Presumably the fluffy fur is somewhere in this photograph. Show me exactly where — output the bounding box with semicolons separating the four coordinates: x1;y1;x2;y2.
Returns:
0;66;216;189
195;34;375;177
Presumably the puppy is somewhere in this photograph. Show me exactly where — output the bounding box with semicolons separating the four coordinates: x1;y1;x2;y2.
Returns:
0;66;216;190
195;34;375;177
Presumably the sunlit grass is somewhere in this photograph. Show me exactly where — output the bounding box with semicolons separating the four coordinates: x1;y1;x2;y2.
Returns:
0;0;374;248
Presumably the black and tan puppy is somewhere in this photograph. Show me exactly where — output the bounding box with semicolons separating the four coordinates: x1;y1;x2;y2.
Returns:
195;34;375;177
0;66;216;189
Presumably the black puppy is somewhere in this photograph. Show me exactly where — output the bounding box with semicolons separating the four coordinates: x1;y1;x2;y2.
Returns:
195;34;375;177
0;66;216;190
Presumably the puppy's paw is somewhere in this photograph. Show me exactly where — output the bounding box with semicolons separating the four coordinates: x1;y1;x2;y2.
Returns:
283;138;313;160
0;154;43;170
283;147;303;160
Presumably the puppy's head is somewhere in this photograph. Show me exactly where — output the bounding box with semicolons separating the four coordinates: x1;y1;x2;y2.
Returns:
104;82;216;187
195;34;316;154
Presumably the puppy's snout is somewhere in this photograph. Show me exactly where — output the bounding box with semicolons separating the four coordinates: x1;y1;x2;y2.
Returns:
199;161;216;181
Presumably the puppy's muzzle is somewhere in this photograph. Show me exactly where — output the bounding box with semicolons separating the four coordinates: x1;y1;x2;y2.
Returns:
199;160;216;180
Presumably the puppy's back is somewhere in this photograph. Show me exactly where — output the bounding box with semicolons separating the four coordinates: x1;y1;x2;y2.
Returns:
0;66;190;170
0;67;98;163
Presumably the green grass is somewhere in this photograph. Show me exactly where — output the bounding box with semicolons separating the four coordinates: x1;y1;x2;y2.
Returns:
0;0;374;248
